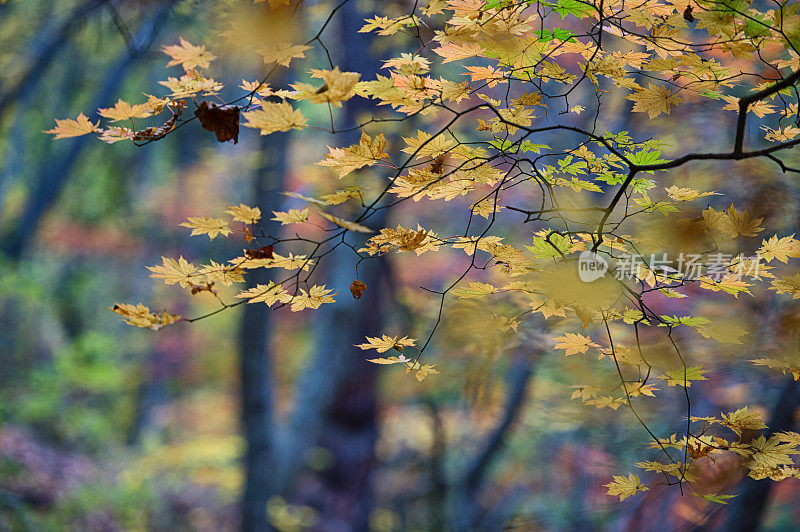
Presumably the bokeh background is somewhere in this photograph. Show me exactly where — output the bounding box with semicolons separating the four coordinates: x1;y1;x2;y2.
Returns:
1;1;800;530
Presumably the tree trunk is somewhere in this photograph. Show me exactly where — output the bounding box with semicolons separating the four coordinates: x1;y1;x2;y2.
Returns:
0;2;174;259
239;132;290;532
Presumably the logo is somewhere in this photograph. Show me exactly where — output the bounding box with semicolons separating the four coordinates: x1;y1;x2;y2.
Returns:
578;251;608;282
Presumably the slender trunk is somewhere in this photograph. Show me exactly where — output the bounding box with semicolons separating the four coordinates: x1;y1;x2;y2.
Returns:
0;2;174;259
272;4;385;529
719;377;800;532
0;0;109;121
239;132;290;532
452;352;537;532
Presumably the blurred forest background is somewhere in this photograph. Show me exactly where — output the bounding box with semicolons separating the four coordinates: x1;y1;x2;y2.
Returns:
1;0;800;530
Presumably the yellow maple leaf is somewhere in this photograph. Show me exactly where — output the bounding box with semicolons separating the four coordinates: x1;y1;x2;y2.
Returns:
257;42;311;67
751;358;800;381
770;274;800;299
720;406;767;435
253;0;294;8
316;132;389;177
318;212;373;233
235;252;313;271
179;217;232;240
289;285;336;311
271;208;309;225
758;234;800;263
98;99;152;122
626;83;682;118
659;366;708;387
291;67;361;106
242;102;307;135
726;205;765;237
665;186;717;202
356;335;417;353
433;41;484;63
366;356;405;364
162;37;215;71
226;203;262;224
604;473;649;501
44;113;99;139
110;303;181;330
319;187;363;205
553;333;600;356
148;256;200;287
415;363;439;382
698;274;752;298
159;71;223;98
235;282;290;306
200;261;244;286
453;282;496;298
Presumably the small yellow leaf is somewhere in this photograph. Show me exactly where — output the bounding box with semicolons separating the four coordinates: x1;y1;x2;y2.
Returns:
226;203;262;224
553;333;600;356
271;208;309;225
162;37;215;70
179;217;232;240
110;303;181;330
316;132;389;177
242;102;307;135
235;282;290;306
44;113;99;139
626;83;681;118
604;473;648;501
147;256;200;288
356;335;417;353
98;99;153;122
318;212;372;233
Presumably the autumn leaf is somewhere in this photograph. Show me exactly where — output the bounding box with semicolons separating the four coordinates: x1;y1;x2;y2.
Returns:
452;282;496;298
245;245;274;260
318;212;372;233
415;364;439;382
288;285;337;311
291;67;361;106
194;101;240;143
350;279;367;299
271;208;309;225
751;358;800;381
226;203;262;224
356;335;417;353
257;42;311;67
698;274;752;298
200;261;244;286
162;37;215;71
769;274;800;299
720;406;767;435
98;126;135;144
147;256;200;287
98;99;153;122
757;234;800;263
235;282;290;306
45;113;99;139
626;83;682;118
553;333;600;356
659;366;708;387
605;474;648;501
316;132;389;177
179;217;232;239
242;102;307;135
110;303;181;330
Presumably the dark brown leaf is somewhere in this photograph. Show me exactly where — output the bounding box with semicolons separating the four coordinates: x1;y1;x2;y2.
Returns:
350;279;367;299
683;4;694;22
189;282;216;295
245;244;274;259
194;101;240;143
